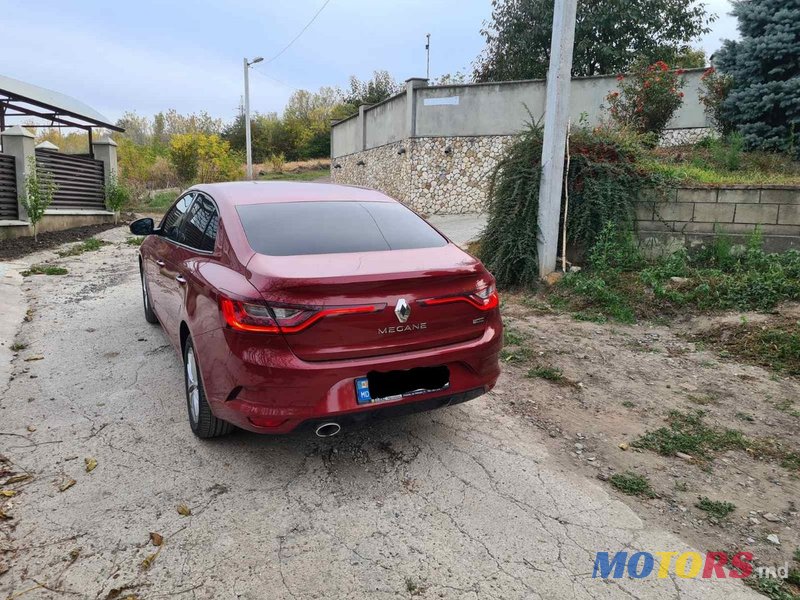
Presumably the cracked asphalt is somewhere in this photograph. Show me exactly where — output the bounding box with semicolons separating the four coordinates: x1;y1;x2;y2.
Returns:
0;227;762;599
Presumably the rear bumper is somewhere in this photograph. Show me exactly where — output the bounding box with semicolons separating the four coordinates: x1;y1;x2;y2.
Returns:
194;319;502;434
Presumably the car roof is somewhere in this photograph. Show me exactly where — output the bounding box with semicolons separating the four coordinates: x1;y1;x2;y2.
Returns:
191;181;396;206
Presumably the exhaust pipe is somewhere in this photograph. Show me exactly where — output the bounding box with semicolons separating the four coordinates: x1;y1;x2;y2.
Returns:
315;422;341;438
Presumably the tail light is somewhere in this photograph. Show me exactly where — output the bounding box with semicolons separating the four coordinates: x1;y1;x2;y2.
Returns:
220;297;380;334
419;283;499;311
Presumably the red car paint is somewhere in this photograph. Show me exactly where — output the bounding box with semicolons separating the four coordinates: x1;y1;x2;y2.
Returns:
137;182;502;434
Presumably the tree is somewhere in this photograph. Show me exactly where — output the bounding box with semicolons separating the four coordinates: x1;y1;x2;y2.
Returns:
21;156;56;242
473;0;714;82
343;71;400;107
169;133;242;183
714;0;800;156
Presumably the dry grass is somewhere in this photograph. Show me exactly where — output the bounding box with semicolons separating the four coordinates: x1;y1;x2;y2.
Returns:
254;158;330;175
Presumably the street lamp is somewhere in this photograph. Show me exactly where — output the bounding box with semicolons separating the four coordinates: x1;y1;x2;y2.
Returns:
243;56;263;180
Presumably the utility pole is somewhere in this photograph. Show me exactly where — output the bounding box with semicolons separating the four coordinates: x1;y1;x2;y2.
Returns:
425;34;431;80
536;0;577;278
243;56;263;180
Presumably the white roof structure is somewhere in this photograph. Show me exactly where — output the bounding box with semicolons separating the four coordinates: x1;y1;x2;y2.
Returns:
0;74;123;132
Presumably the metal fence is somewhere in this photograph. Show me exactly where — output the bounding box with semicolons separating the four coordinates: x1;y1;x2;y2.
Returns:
35;149;105;210
0;154;17;220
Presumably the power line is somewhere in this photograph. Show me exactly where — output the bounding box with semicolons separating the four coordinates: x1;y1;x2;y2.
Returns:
263;0;333;65
250;66;302;92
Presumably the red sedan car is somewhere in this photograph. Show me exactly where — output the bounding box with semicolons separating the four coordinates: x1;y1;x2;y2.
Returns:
130;182;502;438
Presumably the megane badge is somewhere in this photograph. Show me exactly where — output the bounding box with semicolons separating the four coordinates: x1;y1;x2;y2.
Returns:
395;298;411;323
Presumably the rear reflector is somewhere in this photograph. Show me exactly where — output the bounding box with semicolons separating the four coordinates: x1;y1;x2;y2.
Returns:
248;416;288;428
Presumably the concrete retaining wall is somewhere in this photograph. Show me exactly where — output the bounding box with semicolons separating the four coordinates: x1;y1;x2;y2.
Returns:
636;187;800;253
332;69;709;159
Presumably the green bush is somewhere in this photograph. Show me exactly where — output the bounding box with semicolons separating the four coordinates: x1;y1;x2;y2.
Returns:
479;122;668;287
105;175;131;221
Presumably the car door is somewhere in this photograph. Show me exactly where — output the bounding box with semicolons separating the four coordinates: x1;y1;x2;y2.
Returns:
146;193;194;343
162;193;220;342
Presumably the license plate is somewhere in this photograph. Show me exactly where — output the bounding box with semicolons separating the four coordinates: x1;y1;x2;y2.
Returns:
355;377;373;404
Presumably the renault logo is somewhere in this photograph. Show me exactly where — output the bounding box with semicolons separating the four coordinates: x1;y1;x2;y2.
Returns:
394;298;411;323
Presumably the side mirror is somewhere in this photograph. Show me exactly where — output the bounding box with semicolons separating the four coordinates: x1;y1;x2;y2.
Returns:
130;217;154;236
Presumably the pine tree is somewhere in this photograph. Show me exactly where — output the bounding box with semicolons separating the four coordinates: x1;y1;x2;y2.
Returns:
715;0;800;156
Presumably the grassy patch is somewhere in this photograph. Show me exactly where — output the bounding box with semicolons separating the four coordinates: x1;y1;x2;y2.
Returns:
746;577;800;600
57;237;106;257
633;409;748;461
695;319;800;377
503;326;526;346
527;365;564;381
695;496;736;519
21;265;68;276
500;347;533;363
545;227;800;324
126;236;145;246
10;342;27;352
258;168;329;182
609;472;657;498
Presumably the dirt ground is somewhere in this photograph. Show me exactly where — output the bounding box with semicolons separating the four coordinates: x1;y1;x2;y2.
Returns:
0;223;123;261
501;294;800;575
0;226;786;599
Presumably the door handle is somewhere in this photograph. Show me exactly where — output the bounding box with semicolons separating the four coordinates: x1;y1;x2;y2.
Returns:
156;260;165;267
175;275;187;284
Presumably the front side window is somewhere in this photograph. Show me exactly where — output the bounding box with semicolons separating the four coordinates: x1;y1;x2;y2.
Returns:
160;193;195;241
178;194;218;252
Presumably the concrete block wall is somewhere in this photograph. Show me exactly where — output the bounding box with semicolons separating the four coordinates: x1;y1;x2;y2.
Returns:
636;186;800;253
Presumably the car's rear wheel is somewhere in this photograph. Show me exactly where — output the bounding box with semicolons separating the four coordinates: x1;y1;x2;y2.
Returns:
140;267;158;324
184;336;233;438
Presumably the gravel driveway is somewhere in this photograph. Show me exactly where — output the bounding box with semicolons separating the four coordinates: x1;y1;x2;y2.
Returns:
0;227;760;599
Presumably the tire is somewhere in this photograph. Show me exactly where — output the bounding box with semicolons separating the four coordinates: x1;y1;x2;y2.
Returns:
184;336;233;439
140;267;159;324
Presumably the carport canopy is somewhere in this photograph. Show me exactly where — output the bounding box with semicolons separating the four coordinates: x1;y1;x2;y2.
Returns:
0;73;123;133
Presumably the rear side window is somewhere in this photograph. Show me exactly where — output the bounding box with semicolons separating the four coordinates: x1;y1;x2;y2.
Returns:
236;201;447;256
179;194;218;252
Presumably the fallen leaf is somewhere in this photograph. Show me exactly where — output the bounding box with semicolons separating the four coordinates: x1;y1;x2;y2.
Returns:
0;490;17;497
27;425;37;432
85;457;98;472
149;532;163;546
69;548;81;561
23;355;44;362
0;509;11;520
176;503;191;517
140;546;162;570
5;474;32;484
59;478;76;492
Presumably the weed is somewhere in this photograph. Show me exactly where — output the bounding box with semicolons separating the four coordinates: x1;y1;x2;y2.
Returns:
126;236;145;246
674;481;689;492
609;472;657;498
527;365;563;381
10;342;27;352
746;576;800;600
735;412;755;422
633;410;747;461
573;311;608;324
695;496;736;519
500;347;533;363
697;319;800;376
622;400;636;408
404;577;425;596
57;238;106;257
503;326;526;346
781;453;800;471
21;265;68;276
794;548;800;563
688;394;718;406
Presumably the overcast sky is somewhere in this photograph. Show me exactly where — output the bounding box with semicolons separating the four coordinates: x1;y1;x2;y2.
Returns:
0;0;738;125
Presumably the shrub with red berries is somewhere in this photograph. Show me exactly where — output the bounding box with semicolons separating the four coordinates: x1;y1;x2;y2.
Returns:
605;60;686;139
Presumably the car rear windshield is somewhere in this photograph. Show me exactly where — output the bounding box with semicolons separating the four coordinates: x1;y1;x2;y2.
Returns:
236;201;448;256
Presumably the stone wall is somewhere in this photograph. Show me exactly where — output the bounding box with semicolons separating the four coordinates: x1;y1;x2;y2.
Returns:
332;136;514;215
636;186;800;253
